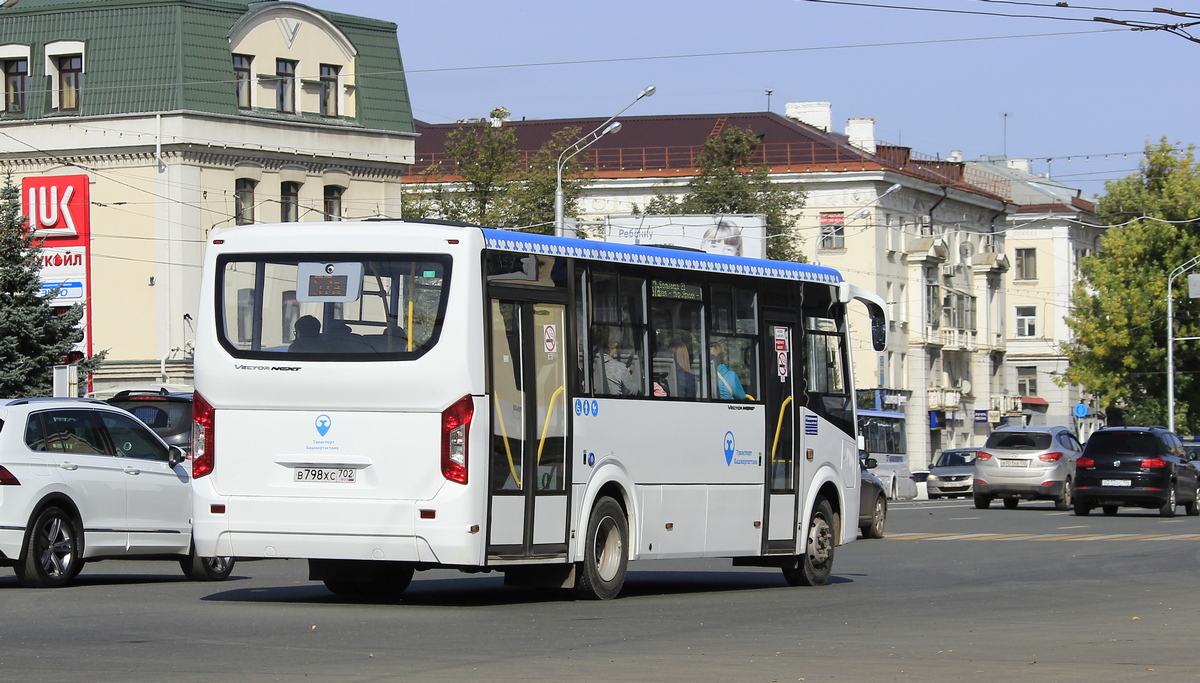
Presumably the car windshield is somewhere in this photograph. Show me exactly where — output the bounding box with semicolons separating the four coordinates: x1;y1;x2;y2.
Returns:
935;450;975;467
1084;432;1159;457
984;431;1052;450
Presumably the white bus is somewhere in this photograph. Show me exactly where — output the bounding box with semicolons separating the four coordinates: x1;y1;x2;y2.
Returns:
857;409;916;499
190;220;888;599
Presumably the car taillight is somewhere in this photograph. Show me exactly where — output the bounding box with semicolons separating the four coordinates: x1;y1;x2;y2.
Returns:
977;451;993;460
1141;457;1168;469
0;465;19;485
1076;457;1094;468
192;391;215;478
441;395;474;484
1038;452;1064;462
975;479;987;486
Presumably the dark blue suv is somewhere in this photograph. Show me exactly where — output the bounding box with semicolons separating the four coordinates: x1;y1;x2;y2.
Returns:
1073;426;1200;517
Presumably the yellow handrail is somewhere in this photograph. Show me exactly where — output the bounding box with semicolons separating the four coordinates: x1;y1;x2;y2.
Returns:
406;300;414;352
493;394;521;487
537;385;566;466
771;395;794;463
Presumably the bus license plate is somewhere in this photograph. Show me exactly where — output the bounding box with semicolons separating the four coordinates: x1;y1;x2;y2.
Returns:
1102;479;1132;487
999;459;1026;467
294;467;356;483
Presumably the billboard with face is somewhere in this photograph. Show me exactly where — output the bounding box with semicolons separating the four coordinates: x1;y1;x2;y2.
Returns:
602;215;768;260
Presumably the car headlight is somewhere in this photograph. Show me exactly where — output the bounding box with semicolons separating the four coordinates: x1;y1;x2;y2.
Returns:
927;474;941;482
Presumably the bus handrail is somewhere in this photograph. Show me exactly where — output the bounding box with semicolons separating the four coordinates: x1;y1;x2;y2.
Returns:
771;395;794;462
537;385;566;466
493;394;521;487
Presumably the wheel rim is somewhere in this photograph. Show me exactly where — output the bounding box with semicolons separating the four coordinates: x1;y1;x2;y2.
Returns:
593;515;622;582
807;513;832;566
37;516;74;579
1063;481;1071;506
204;557;231;574
873;499;885;534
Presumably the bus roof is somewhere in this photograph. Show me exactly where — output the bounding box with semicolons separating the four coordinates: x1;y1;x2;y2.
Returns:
481;228;843;285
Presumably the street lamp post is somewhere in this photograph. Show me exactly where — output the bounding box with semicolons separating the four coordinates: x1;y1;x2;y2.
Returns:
554;85;656;236
1167;253;1200;432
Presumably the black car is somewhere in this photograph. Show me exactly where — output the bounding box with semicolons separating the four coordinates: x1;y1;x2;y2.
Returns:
859;455;887;539
1073;426;1200;517
106;388;194;454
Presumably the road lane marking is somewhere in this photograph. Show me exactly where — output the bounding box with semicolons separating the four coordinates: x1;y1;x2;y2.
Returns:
882;532;1200;542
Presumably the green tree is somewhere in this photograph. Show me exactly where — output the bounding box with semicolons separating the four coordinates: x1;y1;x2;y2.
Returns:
642;126;806;261
0;171;104;396
1063;138;1200;429
402;117;588;234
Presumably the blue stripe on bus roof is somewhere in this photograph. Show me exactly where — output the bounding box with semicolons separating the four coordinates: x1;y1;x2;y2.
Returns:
481;229;843;285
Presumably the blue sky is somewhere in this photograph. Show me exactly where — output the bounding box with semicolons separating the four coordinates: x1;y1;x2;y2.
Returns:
304;0;1197;197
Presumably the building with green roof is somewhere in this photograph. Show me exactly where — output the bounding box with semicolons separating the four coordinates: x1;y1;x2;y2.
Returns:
0;0;415;386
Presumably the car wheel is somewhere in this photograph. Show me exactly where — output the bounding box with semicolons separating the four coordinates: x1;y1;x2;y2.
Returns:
861;493;886;539
1159;485;1177;518
974;495;991;510
572;496;628;600
180;544;235;581
15;506;84;588
1102;505;1119;516
1186;483;1200;517
1073;498;1091;516
783;497;835;587
1055;479;1072;511
1003;498;1019;510
928;493;941;500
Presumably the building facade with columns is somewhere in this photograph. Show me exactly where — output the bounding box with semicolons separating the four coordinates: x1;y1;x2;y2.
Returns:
0;0;414;388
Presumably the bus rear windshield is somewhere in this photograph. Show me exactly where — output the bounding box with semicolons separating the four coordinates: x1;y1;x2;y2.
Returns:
216;254;451;361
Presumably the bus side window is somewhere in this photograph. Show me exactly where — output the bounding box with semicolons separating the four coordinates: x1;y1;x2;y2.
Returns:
589;272;647;396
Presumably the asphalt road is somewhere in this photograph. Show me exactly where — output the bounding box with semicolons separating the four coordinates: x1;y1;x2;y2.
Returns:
3;497;1199;682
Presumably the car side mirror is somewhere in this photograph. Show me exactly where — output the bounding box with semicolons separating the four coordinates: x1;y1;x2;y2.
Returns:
863;457;878;470
168;446;187;468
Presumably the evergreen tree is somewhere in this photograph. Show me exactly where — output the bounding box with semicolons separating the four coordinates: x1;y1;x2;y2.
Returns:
1063;139;1200;429
642;126;806;261
0;171;102;396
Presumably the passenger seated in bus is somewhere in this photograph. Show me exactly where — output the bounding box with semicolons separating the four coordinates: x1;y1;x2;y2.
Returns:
671;340;697;398
289;315;323;352
710;344;747;400
594;330;639;396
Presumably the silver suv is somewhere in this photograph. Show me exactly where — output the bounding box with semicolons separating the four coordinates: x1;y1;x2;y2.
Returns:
973;425;1084;510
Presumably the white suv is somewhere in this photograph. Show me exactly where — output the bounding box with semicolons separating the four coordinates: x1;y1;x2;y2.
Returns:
0;398;233;588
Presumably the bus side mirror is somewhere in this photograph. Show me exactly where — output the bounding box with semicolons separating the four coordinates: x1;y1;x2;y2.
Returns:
867;301;887;352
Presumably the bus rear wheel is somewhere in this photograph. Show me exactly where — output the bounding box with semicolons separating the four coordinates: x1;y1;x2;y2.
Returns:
783;498;835;587
573;496;628;600
320;562;414;599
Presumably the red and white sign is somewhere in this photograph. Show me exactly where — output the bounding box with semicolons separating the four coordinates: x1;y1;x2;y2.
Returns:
21;175;93;357
543;324;557;354
777;351;789;379
774;326;789;353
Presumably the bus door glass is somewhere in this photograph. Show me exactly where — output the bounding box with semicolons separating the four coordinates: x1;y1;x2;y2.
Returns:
487;295;569;558
762;312;799;552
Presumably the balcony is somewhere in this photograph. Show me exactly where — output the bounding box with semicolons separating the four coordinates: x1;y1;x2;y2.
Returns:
928;388;962;411
939;328;977;351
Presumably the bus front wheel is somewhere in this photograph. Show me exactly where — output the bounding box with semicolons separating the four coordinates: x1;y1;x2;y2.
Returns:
783;497;835;587
573;496;628;600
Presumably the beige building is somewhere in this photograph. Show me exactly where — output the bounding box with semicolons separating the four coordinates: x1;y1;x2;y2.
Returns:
0;0;415;389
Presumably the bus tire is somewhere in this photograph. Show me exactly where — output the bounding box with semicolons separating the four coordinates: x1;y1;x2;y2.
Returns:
573;496;628;600
323;564;414;599
783;497;835;587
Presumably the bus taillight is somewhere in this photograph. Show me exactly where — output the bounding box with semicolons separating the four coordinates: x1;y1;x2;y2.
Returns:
441;395;474;484
192;391;216;478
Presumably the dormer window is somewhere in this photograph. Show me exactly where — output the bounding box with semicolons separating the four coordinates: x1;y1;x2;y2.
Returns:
319;64;339;117
275;59;296;113
3;58;26;113
43;41;85;112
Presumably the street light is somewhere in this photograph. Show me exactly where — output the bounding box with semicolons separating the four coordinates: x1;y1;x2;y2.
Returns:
554;85;656;235
1167;253;1200;432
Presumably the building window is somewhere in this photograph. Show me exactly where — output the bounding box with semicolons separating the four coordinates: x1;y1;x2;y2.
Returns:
1015;248;1037;280
944;293;977;331
233;54;252;109
319;64;339;117
57;54;82;111
1017;366;1037;396
4;58;27;114
235;179;257;225
275;59;296;113
1015;305;1037;337
819;212;845;249
925;275;940;329
323;185;343;221
280;182;300;222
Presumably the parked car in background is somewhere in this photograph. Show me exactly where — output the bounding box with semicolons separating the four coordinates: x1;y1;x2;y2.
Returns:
927;448;978;499
859;454;887;539
1073;426;1200;517
1182;437;1200;466
910;469;930;499
973;425;1084;511
0;398;233;588
105;388;194;455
